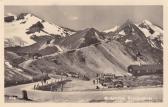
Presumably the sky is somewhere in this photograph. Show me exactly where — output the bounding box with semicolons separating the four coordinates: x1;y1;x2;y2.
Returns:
5;6;163;31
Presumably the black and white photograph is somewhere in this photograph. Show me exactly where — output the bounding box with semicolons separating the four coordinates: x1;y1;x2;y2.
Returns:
3;4;164;103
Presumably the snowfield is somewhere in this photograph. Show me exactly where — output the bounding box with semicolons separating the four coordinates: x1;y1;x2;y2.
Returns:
5;13;75;47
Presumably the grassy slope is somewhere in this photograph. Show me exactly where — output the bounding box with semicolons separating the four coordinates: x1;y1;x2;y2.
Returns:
19;40;153;79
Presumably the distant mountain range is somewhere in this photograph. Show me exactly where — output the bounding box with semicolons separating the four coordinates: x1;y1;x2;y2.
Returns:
4;13;163;86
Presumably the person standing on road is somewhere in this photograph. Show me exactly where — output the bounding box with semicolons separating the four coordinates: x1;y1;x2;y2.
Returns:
93;80;95;85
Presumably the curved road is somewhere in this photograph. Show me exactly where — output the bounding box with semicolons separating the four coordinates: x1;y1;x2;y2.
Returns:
5;79;163;103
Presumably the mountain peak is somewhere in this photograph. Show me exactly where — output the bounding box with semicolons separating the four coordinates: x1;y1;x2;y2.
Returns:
4;12;76;47
87;27;97;31
82;27;99;34
125;19;133;24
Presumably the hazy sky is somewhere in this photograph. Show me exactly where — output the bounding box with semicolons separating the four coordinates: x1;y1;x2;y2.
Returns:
5;6;163;31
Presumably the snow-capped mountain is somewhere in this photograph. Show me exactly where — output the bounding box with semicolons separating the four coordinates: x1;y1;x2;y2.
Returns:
106;20;163;64
137;20;163;49
104;20;163;50
138;20;163;38
4;13;76;47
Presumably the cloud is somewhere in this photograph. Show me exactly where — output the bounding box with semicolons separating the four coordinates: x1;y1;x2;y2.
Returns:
68;16;79;21
63;12;79;21
6;13;16;16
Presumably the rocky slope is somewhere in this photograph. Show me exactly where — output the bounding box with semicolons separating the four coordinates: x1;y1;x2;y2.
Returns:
105;20;163;64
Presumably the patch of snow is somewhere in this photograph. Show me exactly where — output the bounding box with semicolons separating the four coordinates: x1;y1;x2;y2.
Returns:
147;39;158;49
39;43;50;50
16;68;23;72
103;26;119;33
94;32;103;41
79;38;85;42
125;39;132;43
137;26;151;37
8;70;15;75
5;61;13;68
118;30;126;35
42;22;66;37
55;45;63;52
149;32;160;39
49;39;56;44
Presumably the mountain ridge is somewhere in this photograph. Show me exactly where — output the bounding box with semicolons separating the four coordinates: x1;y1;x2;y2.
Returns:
4;13;163;86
